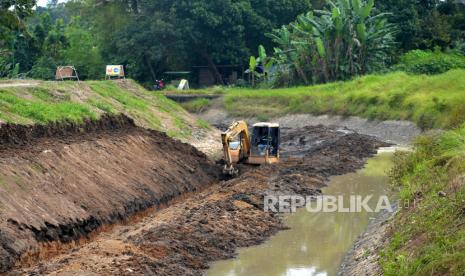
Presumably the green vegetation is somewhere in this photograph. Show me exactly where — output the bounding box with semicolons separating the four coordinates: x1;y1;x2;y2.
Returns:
1;0;312;84
181;98;212;113
221;69;465;130
265;0;396;86
163;86;226;95
381;126;465;275
196;118;211;130
394;49;465;75
0;88;96;124
3;0;465;87
377;0;465;52
0;80;203;138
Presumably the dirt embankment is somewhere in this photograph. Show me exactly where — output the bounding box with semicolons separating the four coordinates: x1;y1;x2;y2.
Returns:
338;205;397;276
0;115;219;273
8;125;388;275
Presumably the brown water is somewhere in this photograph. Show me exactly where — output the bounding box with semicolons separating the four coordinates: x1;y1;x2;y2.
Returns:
206;148;396;276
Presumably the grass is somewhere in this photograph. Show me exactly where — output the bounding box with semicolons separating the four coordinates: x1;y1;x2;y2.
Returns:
196;118;211;130
380;125;465;275
163;85;226;95
181;98;211;113
0;80;203;138
216;69;465;130
0;89;97;124
88;81;148;112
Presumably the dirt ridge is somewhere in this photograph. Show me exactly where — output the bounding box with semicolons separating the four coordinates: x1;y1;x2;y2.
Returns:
0;115;220;273
0;114;134;147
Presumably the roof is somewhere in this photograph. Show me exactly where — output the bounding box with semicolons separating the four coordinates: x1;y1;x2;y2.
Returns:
192;65;241;68
253;122;280;128
163;71;191;75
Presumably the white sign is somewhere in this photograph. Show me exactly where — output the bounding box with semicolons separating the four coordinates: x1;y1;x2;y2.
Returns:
106;65;125;77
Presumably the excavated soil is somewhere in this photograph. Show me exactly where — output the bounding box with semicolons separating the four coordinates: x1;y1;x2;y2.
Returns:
5;124;388;275
0;115;219;273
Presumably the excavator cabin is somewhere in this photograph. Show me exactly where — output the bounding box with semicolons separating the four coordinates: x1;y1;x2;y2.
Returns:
221;121;280;176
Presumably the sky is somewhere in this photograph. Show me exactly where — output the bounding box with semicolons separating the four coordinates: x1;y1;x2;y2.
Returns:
36;0;67;7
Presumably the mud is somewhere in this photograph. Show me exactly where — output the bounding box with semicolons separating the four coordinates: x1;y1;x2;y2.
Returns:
198;103;421;146
6;125;388;275
0;115;219;272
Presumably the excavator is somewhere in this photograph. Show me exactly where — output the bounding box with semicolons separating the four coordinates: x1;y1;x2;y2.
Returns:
221;121;280;176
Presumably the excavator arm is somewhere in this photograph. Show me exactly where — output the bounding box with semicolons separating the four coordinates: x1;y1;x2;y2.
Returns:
221;121;251;176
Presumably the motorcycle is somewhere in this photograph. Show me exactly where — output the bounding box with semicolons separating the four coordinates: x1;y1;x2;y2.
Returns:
153;79;165;90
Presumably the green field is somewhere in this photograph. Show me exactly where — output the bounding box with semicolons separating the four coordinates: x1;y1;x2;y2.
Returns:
0;80;200;138
221;70;465;130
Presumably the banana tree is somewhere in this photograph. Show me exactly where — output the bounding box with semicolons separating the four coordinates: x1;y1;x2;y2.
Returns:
267;0;396;85
249;55;257;86
248;45;275;86
257;45;274;81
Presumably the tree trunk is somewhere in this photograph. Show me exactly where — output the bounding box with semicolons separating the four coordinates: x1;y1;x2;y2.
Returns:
202;52;224;85
145;55;157;83
294;62;309;85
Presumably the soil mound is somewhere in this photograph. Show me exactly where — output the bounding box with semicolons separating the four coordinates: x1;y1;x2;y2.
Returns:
0;115;219;272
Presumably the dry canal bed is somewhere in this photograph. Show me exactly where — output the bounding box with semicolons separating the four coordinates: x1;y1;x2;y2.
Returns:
2;120;388;275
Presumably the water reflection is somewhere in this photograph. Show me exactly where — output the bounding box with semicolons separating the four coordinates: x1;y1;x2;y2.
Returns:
206;151;394;276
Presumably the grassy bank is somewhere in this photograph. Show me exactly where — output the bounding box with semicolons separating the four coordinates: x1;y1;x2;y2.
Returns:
0;80;202;138
163;86;226;95
381;125;465;275
218;70;465;129
180;98;212;113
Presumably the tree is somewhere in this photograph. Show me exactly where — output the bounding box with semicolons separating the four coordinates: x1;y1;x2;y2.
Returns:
1;0;35;77
30;13;68;79
88;0;313;84
243;0;313;53
0;0;35;42
268;0;397;85
110;15;186;84
376;0;420;51
419;10;453;49
62;16;104;79
377;0;465;52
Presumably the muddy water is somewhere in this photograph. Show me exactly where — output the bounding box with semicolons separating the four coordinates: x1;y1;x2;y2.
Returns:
206;148;396;276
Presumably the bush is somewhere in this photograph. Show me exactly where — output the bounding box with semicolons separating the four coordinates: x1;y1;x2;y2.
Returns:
394;49;465;75
0;52;14;78
30;57;57;80
234;78;248;87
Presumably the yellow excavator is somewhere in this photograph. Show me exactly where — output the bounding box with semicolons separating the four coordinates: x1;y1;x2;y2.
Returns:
221;121;280;176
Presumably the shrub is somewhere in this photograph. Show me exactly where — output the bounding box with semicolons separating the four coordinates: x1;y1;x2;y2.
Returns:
394;49;465;75
30;57;57;80
234;78;248;87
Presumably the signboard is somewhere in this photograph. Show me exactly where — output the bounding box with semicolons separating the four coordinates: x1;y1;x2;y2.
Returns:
177;79;190;90
55;66;79;81
106;65;125;78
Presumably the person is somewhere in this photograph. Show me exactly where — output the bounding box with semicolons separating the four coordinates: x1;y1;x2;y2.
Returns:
154;79;165;90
